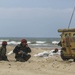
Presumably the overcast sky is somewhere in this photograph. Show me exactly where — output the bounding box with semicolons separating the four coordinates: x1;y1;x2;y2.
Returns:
0;0;75;38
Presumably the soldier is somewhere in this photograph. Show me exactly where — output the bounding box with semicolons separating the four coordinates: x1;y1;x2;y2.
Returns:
13;39;31;62
0;41;9;61
53;48;58;53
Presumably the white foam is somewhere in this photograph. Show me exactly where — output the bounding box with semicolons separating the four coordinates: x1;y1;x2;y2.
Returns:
36;41;46;44
52;41;59;44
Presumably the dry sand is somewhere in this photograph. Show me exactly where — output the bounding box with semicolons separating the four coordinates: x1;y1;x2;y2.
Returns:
0;46;75;75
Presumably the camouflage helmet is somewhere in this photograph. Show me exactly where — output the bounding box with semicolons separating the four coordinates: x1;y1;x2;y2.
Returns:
55;48;58;51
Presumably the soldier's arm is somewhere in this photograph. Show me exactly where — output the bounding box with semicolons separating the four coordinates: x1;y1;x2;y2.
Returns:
13;45;20;54
27;47;31;53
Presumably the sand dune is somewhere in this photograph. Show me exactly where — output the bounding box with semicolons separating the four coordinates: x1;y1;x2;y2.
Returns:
0;46;75;75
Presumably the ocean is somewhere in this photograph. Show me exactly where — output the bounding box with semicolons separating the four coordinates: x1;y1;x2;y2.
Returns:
0;37;61;48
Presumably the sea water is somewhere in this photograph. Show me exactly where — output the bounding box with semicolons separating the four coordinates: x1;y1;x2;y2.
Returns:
0;37;61;48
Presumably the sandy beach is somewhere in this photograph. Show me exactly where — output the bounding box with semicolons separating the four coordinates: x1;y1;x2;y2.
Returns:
0;46;75;75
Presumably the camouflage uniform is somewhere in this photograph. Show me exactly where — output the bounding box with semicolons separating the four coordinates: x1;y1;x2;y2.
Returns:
13;44;31;62
0;46;8;61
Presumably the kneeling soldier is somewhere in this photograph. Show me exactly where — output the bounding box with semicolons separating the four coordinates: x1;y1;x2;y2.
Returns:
13;39;31;62
0;41;9;61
